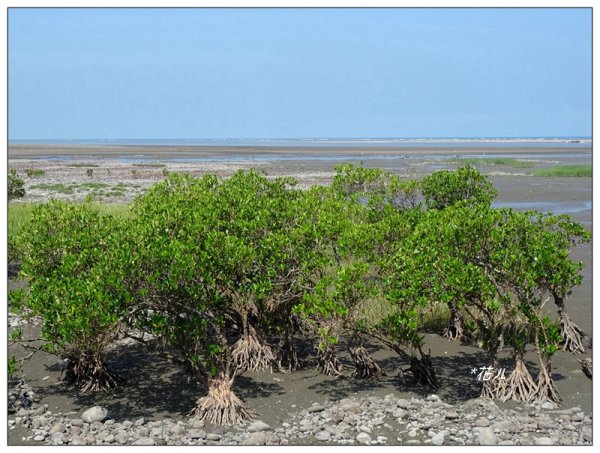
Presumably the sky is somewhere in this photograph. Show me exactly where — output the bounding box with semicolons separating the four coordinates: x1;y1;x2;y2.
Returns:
7;8;592;140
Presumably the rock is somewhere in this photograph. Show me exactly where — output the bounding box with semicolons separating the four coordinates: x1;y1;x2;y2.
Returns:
206;433;221;441
134;417;146;426
104;434;115;443
33;435;46;442
71;418;84;427
445;411;460;420
431;432;445;445
170;424;185;434
247;420;270;432
340;400;361;412
51;432;67;445
396;399;411;409
534;437;554;445
81;406;108;423
187;429;206;439
308;404;326;413
191;419;205;429
475;417;490;427
243;432;267;445
478;428;498;446
427;394;440;402
356;432;372;444
133;438;156;446
541;401;558;410
50;422;65;434
70;436;86;446
315;430;330;441
114;432;128;444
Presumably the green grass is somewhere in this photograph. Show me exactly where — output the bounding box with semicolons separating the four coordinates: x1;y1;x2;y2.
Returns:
451;157;534;169
418;303;452;333
66;163;100;168
532;165;592;177
9;202;130;238
24;169;46;178
132;163;167;168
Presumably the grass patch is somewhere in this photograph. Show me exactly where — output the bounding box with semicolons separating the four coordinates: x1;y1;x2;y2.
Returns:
132;163;167;168
29;183;76;194
24;169;46;178
66;163;100;168
532;165;592;177
418;303;451;334
451;157;534;169
9;202;130;238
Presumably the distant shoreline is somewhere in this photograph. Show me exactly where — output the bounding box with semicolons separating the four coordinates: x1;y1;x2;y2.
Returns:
8;144;592;159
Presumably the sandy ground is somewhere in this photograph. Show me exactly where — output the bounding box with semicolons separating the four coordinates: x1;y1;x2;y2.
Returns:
7;145;593;445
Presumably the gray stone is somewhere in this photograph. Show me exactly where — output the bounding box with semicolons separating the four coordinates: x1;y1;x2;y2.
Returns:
243;432;267;445
478;428;498;446
396;399;411;409
431;432;445;446
541;401;558;410
81;406;108;423
170;424;185;434
308;404;326;413
427;394;440;402
315;430;330;441
133;438;156;446
50;422;65;434
475;417;490;427
70;418;84;427
247;420;270;432
534;437;554;445
104;434;115;443
33;435;46;442
445;411;460;420
187;429;206;439
134;417;146;426
356;432;372;444
191;419;205;429
206;433;221;441
114;432;128;444
51;432;67;445
70;436;86;446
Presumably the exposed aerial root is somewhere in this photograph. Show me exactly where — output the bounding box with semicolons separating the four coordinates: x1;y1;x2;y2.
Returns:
60;353;121;394
559;311;585;354
536;359;562;405
409;350;439;389
349;345;386;379
231;332;275;372
189;376;254;426
480;361;505;400
578;358;592;379
443;308;465;342
500;355;538;403
275;335;299;373
316;344;343;376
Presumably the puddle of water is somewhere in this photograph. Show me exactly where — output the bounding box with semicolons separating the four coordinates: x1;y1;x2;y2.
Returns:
492;200;592;215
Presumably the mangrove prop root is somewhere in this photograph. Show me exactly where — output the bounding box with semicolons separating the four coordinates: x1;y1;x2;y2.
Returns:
317;345;343;376
480;361;505;400
349;346;386;379
500;356;538;404
559;312;585;354
231;333;275;372
443;309;465;342
60;354;121;394
275;336;299;373
189;377;254;426
578;358;592;379
409;351;440;389
536;360;562;405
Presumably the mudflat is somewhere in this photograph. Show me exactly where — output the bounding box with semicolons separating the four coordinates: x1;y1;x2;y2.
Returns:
7;145;592;446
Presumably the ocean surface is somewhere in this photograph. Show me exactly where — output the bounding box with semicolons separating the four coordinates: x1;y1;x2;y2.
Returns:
9;137;592;148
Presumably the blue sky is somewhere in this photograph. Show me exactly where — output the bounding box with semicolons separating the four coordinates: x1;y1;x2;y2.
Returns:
8;8;592;140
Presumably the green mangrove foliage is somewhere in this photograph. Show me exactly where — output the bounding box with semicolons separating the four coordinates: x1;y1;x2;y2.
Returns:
13;200;133;392
10;164;590;425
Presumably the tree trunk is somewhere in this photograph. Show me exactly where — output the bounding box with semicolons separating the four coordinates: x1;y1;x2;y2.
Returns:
555;295;585;353
231;310;274;372
499;352;538;403
349;338;385;379
189;368;254;426
275;333;299;373
60;350;121;394
536;356;562;405
409;348;440;388
316;343;343;376
443;305;465;341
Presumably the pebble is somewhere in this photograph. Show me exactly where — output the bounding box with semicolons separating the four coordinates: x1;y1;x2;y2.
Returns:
356;432;371;444
244;432;267;445
534;437;554;445
247;420;270;432
207;433;222;441
431;432;445;445
133;437;155;446
475;417;490;427
478;428;498;446
81;407;108;423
